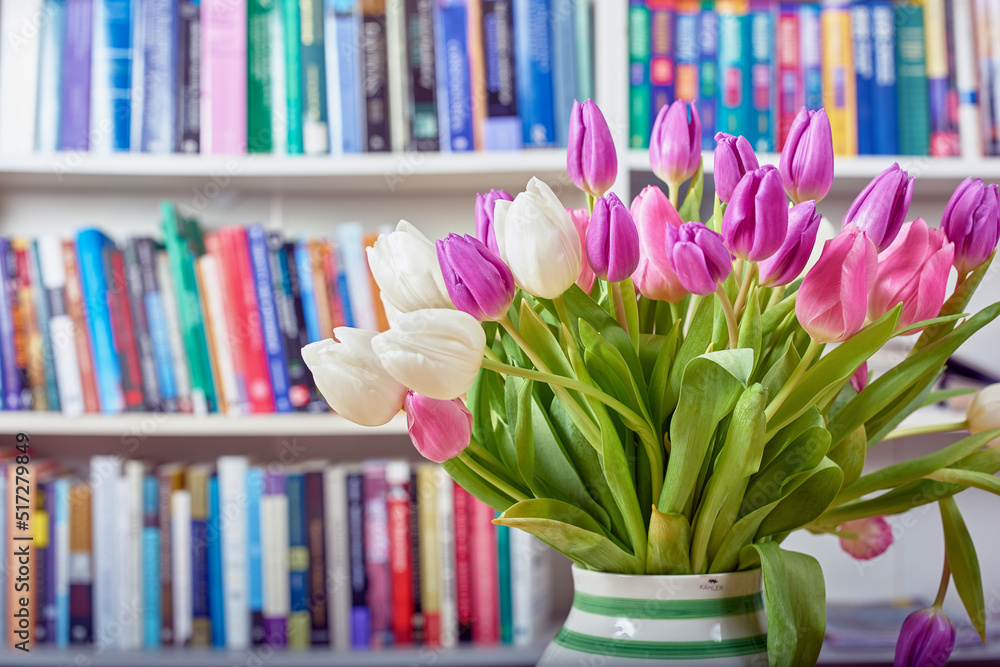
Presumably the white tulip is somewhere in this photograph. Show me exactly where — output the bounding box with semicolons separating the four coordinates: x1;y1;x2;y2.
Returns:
494;177;582;299
967;383;1000;446
301;328;407;426
371;309;486;401
366;220;453;314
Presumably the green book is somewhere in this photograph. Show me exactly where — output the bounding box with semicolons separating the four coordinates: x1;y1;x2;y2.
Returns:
629;1;651;148
248;0;275;152
496;519;513;644
299;0;329;154
574;0;594;103
284;0;305;154
895;2;929;156
160;201;216;414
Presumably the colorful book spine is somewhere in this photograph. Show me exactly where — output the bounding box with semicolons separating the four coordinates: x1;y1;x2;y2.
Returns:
775;4;801;150
551;0;578;148
201;0;247;153
75;230;124;413
13;242;40;411
122;460;145;649
301;0;331;154
305;470;330;645
29;240;61;412
629;0;652;148
896;0;929;155
954;0;982;157
697;2;718;148
469;496;498;644
363;461;392;647
274;239;314;411
648;0;675;121
143;476;161;647
91;0;134;152
406;0;441;150
335;223;377;331
924;0;956;156
157;465;183;644
870;0;898;155
286;472;310;650
187;465;212;646
53;478;70;647
851;2;874;155
467;0;487;150
176;0;201;153
68;483;92;645
248;226;292;413
386;461;413;644
513;0;555;147
496;521;512;643
294;241;321;343
0;241;21;409
249;0;277;152
226;226;274;413
60;0;94;150
362;0;392;151
716;0;751;137
125;240;161;410
35;0;67;153
749;0;774;152
408;469;423;644
480;0;522;150
325;466;351;650
137;238;178;412
821;2;857;155
347;469;370;648
329;0;364;154
510;529;551;646
90;456;121;648
434;0;474;151
156;249;193;412
386;0;411;152
453;484;472;642
416;466;440;645
62;240;100;413
799;3;822;111
284;0;305;153
170;489;192;646
207;476;226;648
108;249;145;411
35;482;50;643
270;0;288;154
0;0;43;154
262;472;290;647
246;467;265;645
139;0;178;152
674;0;699;104
218;456;250;649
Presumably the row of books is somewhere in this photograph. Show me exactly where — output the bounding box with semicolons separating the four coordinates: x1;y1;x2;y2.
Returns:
629;0;997;158
0;0;594;157
0;207;390;415
1;456;552;649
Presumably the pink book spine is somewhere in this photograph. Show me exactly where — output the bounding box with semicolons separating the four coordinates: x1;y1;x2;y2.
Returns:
201;0;247;154
469;496;499;645
776;7;802;151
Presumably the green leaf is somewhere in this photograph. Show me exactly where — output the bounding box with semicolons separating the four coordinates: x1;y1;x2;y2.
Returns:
441;458;517;512
645;508;692;575
678;158;704;222
738;290;763;369
760;291;797;340
895;312;968;336
743;542;826;667
759;338;799;403
559;284;645;382
828;425;867;490
664;295;715;415
513;377;536;492
579;319;649;420
940;497;986;641
863;370;939;446
922;388;978;406
637;333;667;386
913;253;995;352
755;458;843;539
744;409;830;515
649;320;682;430
495;499;642;573
928;468;1000;496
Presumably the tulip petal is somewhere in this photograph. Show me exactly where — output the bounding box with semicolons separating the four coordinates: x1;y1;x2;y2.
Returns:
405;392;473;463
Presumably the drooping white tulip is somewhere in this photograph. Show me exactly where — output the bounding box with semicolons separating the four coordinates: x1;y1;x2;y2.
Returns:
967;383;1000;446
366;220;453;314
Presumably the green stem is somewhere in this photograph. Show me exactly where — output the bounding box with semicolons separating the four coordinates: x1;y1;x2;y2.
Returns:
611;281;629;335
765;285;785;311
483;345;502;363
553;295;573;330
733;263;758;318
585;192;596;213
765;338;822;421
458;450;530;502
881;420;969;442
715;284;739;350
934;549;951;608
668;182;680;209
669;301;683;326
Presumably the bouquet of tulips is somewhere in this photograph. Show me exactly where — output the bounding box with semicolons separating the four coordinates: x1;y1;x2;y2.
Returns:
302;99;1000;666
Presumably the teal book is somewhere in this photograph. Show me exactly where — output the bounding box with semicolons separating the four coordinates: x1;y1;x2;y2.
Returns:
895;2;929;155
299;0;330;154
629;0;651;148
248;0;276;152
208;476;226;648
143;475;161;647
496;520;513;644
717;0;752;137
573;0;594;102
284;0;305;154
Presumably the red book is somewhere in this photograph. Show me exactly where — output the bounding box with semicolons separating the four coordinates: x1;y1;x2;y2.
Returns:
469;496;499;644
776;6;803;150
218;227;273;413
62;241;99;413
108;249;146;410
386;462;412;644
204;232;246;412
453;485;473;643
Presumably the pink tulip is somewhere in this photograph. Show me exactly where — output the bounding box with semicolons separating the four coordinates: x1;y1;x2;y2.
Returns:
850;362;869;393
475;189;513;256
758;200;822;287
868;219;954;334
569;208;597;294
404;391;473;463
630;186;687;302
838;516;893;560
650;100;702;187
796;223;878;343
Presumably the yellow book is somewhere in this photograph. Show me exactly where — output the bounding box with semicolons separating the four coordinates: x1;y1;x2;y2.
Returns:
821;4;857;155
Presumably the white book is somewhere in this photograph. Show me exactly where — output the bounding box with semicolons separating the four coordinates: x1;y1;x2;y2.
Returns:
171;490;193;647
325;465;350;650
435;468;457;648
953;0;983;158
35;0;65;152
324;1;343;155
121;461;145;649
129;0;145;153
511;530;552;647
261;479;290;637
91;456;122;648
385;0;409;153
196;256;244;414
156;250;194;413
218;455;250;649
336;223;378;331
53;478;71;647
0;0;43;154
38;236;85;416
269;4;287;155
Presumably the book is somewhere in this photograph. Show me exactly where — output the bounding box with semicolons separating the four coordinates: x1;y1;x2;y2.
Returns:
386;0;411;152
107;248;145;411
574;0;593;103
287;472;310;649
62;240;100;413
201;0;247;153
248;0;278;152
35;482;50;643
347;468;370;648
0;0;43;154
90;0;134;152
218;456;250;649
510;529;551;646
274;239;315;410
496;522;512;643
467;0;487;149
138;0;178;152
0;240;21;409
716;0;751;137
176;0;201;153
362;0;392;151
924;0;957;156
136;238;179;412
870;1;898;155
415;466;440;645
674;0;699;104
204;232;246;413
246;467;265;645
469;496;498;644
821;1;857;155
406;0;441;150
69;483;93;645
896;0;930;155
13;242;41;411
207;475;226;648
363;461;392;646
649;0;675;121
90;456;121;648
187;464;211;646
157;464;183;644
53;478;70;647
386;461;413;644
294;241;321;344
29;240;61;412
36;0;67;153
125;240;161;411
170;489;192;646
799;2;822;111
262;472;290;647
408;469;423;644
513;0;555;147
305;469;330;645
60;0;94;150
248;225;292;413
156;249;193;412
453;483;472;642
142;475;161;647
75;230;124;413
953;0;982;157
434;0;474;151
325;466;351;650
335;223;378;331
301;0;331;153
748;0;774;152
629;0;652;148
121;460;145;649
483;0;523;150
775;4;801;151
284;0;305;153
697;2;718;148
329;0;365;154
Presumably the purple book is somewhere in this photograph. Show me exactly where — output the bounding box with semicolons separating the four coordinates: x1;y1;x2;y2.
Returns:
59;0;93;150
363;461;391;648
262;471;287;647
0;240;22;410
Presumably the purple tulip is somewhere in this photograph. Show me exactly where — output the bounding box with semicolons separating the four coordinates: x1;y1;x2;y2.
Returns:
436;233;516;321
843;163;915;252
404;391;473;463
779;108;834;204
713;133;759;203
721;165;789;261
664;222;733;295
759;200;823;287
650;100;702;187
587;193;641;282
567;99;617;197
894;607;956;667
475;189;513;256
940;177;1000;275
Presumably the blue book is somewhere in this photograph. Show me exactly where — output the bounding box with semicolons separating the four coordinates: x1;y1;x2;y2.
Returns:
61;0;93;150
29;241;60;412
496;520;512;643
143;475;161;647
870;1;898;155
513;0;556;147
139;0;178;152
749;2;774;152
53;479;70;647
248;226;292;413
246;467;265;644
550;0;577;147
208;476;226;648
346;470;369;648
287;473;310;649
697;6;718;148
482;0;523;150
36;0;67;152
330;0;364;153
92;0;134;151
76;229;124;414
799;2;822;111
42;480;56;644
136;238;178;412
334;244;354;329
0;240;19;409
851;2;874;155
435;0;474;151
717;3;751;137
294;241;321;343
191;473;211;646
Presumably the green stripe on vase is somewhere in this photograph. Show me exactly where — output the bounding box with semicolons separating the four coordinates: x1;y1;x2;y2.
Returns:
572;590;764;620
554;628;769;660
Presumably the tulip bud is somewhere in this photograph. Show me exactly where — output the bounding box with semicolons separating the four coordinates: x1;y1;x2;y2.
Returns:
838;516;893;560
475;189;513;256
868;219;954;334
569;208;597;294
796;224;878;343
850;361;869;393
966;383;1000;447
779;108;834;204
664;222;732;295
713;133;759;203
367;220;454;314
940;177;1000;275
567;99;617;197
494;177;582;299
587;192;640;282
759;200;822;287
630;186;687;302
894;607;956;667
404;391;473;463
843;163;915;252
722;165;789;261
301;328;407;426
436;234;516;321
650;100;702;187
372;309;486;401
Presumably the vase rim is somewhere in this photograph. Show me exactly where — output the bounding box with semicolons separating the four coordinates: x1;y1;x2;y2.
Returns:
570;565;764;600
569;564;762;578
